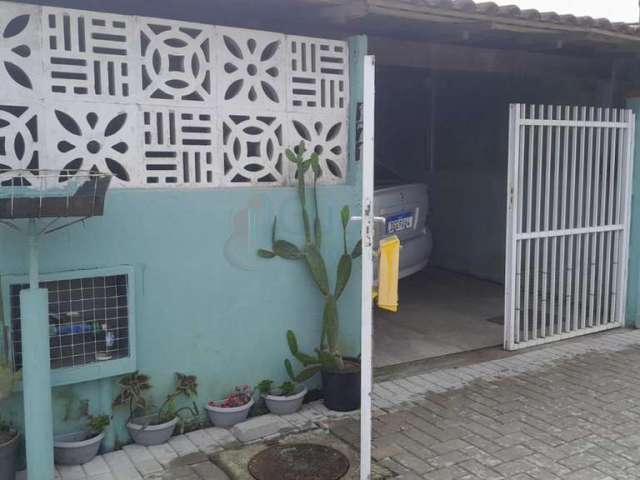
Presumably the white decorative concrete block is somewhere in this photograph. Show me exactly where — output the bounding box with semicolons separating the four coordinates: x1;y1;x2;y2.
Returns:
138;18;215;105
286;112;347;184
43;102;141;187
217;26;286;112
42;6;138;101
287;35;348;112
221;111;286;186
141;106;217;186
0;1;42;101
0;102;41;185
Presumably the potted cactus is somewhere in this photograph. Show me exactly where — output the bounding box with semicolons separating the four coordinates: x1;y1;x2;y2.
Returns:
54;414;110;465
113;371;199;446
258;143;362;411
206;385;254;428
0;360;19;480
257;377;307;416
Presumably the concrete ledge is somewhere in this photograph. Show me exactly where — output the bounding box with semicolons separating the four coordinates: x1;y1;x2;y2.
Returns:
230;414;292;443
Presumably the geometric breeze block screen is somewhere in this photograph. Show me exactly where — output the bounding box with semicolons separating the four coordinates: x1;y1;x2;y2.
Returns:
0;2;349;188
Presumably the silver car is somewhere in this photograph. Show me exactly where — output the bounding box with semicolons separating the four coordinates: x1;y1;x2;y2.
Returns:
374;181;432;279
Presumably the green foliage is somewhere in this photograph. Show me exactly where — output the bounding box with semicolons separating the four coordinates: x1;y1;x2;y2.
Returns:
335;254;352;300
257;378;298;397
257;142;361;378
351;240;362;259
87;415;111;434
114;371;199;427
160;372;200;425
257;379;274;396
279;381;296;397
303;244;329;295
113;371;151;418
273;240;303;260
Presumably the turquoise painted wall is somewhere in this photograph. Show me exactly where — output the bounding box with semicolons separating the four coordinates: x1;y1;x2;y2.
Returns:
626;98;640;328
0;184;362;446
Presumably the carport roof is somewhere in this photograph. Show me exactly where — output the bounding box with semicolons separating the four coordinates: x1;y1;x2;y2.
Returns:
389;0;638;36
305;0;640;55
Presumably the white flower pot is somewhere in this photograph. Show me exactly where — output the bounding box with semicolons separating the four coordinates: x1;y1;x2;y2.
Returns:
265;386;307;415
206;398;254;428
126;415;177;446
54;431;104;465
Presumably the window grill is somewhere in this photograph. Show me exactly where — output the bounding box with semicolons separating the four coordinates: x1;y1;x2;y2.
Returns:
10;273;130;370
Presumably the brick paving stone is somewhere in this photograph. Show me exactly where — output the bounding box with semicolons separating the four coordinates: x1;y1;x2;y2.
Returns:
19;330;640;480
123;443;164;475
103;451;142;480
168;434;199;457
82;456;111;477
327;331;640;480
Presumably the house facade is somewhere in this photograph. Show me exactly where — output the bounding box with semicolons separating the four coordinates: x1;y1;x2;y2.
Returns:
2;0;640;474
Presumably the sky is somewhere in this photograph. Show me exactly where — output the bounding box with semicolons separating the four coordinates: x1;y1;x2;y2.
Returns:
491;0;638;22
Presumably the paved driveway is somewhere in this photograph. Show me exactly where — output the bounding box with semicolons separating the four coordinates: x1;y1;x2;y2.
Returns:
330;330;640;480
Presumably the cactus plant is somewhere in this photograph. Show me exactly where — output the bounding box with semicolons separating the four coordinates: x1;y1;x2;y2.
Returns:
258;142;361;377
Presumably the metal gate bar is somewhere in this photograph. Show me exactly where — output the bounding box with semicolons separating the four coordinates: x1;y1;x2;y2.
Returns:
505;104;636;350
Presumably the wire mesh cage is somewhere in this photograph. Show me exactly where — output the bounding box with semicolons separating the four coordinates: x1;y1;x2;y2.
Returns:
0;169;111;219
10;273;130;370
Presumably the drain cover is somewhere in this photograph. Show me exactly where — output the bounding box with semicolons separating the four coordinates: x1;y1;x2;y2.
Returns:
248;443;350;480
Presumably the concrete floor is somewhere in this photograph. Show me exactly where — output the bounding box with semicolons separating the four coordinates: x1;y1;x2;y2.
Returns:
373;268;504;367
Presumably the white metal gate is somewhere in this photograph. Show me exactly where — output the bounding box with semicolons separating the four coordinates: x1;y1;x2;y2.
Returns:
504;104;635;350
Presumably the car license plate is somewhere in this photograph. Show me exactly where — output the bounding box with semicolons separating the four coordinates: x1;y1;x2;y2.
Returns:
386;212;413;233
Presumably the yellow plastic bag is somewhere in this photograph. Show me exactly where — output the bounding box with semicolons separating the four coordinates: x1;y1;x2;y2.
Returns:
376;235;400;312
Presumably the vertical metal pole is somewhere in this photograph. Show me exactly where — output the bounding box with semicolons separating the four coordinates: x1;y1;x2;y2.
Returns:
99;378;115;452
619;111;635;325
523;105;534;342
582;107;595;329
360;54;375;480
28;219;38;289
589;108;604;326
603;110;618;324
575;107;587;331
504;104;519;350
22;219;54;479
567;106;578;332
552;106;562;335
541;106;551;339
532;105;543;340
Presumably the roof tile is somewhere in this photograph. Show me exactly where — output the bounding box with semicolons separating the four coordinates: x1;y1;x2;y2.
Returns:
403;0;639;36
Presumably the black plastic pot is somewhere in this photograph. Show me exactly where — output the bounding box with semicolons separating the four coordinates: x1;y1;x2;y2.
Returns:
0;432;19;480
321;358;361;412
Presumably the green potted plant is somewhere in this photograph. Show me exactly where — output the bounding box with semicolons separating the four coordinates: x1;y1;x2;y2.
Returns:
257;143;362;411
206;385;254;428
113;371;199;446
0;360;19;480
54;414;110;465
257;376;307;416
